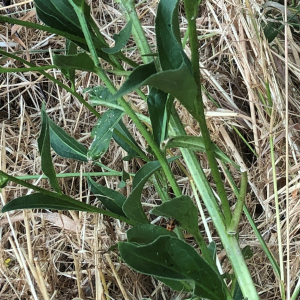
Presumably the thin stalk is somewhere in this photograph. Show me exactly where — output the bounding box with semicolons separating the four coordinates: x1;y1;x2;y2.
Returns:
0;171;135;225
183;0;232;226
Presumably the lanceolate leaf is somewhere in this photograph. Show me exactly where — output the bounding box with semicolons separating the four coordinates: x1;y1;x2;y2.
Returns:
38;103;61;193
102;20;132;54
123;157;178;224
49;119;88;162
110;62;198;118
2;193;103;213
162;135;240;170
53;52;96;73
151;196;199;235
127;224;177;244
87;177;126;217
119;236;226;300
62;40;77;83
88;109;123;161
147;88;169;145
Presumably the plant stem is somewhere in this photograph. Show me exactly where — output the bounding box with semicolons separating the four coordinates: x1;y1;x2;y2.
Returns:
183;0;231;226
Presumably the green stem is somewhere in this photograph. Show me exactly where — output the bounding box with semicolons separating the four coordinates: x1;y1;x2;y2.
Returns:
228;171;247;234
0;171;135;225
183;0;231;225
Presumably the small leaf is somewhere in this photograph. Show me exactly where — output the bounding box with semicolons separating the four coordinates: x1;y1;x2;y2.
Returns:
207;241;217;263
84;86;117;106
53;52;96;73
123;157;178;224
127;224;177;244
88;109;123;161
242;245;253;260
147;88;169;145
62;39;77;83
102;20;132;54
113;121;143;158
151;195;198;235
49;118;88;162
118;169;130;188
162;135;240;170
119;236;226;300
38;103;61;193
0;174;9;188
87;177;126;217
2;192;102;213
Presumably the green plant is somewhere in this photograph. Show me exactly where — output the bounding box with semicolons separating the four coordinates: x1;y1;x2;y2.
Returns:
0;0;286;299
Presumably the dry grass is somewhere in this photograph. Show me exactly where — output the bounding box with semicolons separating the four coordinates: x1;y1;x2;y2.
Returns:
1;0;300;299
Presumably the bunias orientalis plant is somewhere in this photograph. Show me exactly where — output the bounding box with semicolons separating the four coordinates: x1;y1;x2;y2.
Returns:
0;0;285;299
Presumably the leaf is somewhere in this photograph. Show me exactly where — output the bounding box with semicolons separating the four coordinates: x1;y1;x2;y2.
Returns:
87;177;126;217
123;157;178;224
242;245;253;260
49;118;88;162
119;236;226;300
207;241;217;263
118;169;130;188
2;192;103;213
155;0;190;71
53;52;96;73
147;88;169;145
84;86;118;106
113;121;143;158
162;135;240;170
0;173;9;188
62;39;77;83
88;109;124;161
151;196;198;235
34;0;116;66
127;224;177;244
37;103;61;193
102;20;132;54
110;62;198;118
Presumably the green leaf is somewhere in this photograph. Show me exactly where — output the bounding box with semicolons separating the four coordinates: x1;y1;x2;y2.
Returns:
113;121;143;158
151;195;198;235
119;236;226;300
37;103;61;193
123;157;178;224
242;245;253;260
155;0;190;70
127;224;177;244
2;192;102;213
49;118;88;162
88;109;124;161
102;20;132;54
87;177;126;217
110;62;198;118
147;88;169;145
52;52;96;73
118;169;130;188
33;0;117;66
84;86;118;106
162;135;240;170
207;241;217;263
61;39;77;83
0;174;9;189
